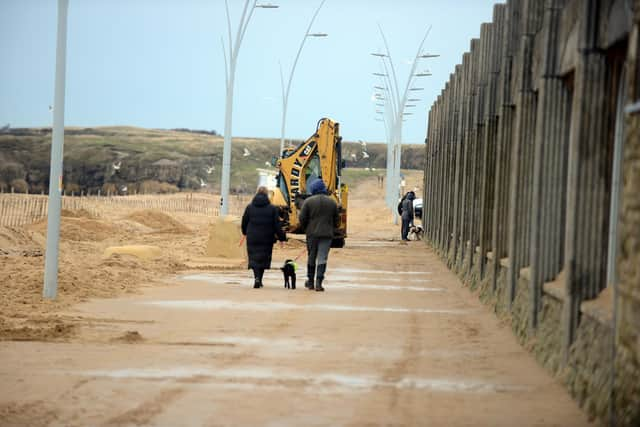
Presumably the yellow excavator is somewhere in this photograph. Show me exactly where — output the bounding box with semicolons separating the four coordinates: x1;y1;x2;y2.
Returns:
271;117;348;247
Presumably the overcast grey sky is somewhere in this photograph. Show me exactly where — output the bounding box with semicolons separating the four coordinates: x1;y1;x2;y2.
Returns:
0;0;498;144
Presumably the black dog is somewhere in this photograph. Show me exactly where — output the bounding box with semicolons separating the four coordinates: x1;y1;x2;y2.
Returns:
281;259;297;290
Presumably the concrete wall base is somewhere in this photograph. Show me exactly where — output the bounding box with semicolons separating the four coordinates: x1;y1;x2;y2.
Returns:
436;254;638;425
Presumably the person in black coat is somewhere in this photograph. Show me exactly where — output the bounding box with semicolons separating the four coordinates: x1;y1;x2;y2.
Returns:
400;191;415;241
241;186;286;288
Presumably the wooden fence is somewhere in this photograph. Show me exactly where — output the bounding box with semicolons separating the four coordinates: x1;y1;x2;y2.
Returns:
0;193;249;228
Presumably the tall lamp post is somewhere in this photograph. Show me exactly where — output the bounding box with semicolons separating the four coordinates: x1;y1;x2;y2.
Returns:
43;0;69;299
279;0;327;157
220;0;278;216
370;25;438;222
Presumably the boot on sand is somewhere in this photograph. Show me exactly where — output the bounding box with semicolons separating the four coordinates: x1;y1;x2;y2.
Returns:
305;264;315;290
315;263;326;292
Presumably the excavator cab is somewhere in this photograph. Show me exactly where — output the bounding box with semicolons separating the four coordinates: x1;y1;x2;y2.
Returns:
271;118;348;248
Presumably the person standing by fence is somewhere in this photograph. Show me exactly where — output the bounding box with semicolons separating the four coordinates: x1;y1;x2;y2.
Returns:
241;186;286;289
400;191;415;241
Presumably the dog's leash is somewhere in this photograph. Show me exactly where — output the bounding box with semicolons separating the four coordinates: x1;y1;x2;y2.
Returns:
293;247;306;262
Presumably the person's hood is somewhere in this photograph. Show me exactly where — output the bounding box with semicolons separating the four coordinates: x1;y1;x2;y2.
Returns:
252;192;270;207
309;179;327;195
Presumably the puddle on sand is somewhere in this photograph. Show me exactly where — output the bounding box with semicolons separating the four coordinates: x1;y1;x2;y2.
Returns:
344;240;400;248
180;274;242;284
180;273;436;287
143;299;467;315
320;275;433;284
328;283;444;292
329;268;431;275
203;336;319;351
75;366;528;394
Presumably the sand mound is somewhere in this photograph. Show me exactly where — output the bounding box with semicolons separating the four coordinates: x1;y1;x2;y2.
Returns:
126;210;190;233
206;216;245;259
104;245;162;260
0;227;40;248
61;208;95;219
0;227;44;256
0;322;76;342
111;330;144;343
29;217;117;242
100;253;144;269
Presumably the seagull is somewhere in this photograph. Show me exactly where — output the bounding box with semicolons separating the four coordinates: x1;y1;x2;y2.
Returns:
358;139;367;149
243;147;251;157
350;153;357;160
113;161;121;171
264;161;271;167
206;165;215;174
200;178;207;188
121;186;128;193
362;151;370;159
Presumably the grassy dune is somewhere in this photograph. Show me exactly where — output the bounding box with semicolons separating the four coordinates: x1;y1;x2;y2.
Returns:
0;126;424;194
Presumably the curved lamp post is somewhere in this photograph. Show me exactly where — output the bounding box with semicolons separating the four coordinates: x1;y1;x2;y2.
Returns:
370;25;438;222
220;0;278;216
279;0;327;157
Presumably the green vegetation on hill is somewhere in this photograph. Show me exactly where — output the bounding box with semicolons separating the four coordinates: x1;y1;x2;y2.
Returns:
0;126;425;194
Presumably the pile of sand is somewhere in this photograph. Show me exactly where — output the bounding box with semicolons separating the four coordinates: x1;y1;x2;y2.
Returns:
111;330;144;343
103;245;162;260
0;322;76;341
29;217;117;242
61;208;95;219
126;210;191;234
206;216;245;259
0;226;43;256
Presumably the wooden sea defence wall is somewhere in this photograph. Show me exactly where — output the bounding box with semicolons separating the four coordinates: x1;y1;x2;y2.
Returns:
423;0;640;424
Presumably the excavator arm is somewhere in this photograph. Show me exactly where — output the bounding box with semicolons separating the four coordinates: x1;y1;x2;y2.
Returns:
271;118;348;245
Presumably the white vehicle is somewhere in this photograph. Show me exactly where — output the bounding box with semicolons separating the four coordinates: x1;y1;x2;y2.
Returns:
396;196;423;220
413;198;423;219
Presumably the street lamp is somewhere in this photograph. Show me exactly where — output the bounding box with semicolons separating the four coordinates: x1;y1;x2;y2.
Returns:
220;0;278;216
370;24;436;221
279;0;327;156
43;0;69;299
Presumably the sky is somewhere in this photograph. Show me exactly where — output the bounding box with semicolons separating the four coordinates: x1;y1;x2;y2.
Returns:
0;0;498;145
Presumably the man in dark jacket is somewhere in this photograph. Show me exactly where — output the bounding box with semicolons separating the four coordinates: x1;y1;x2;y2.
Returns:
298;178;339;292
400;191;415;241
241;186;286;288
